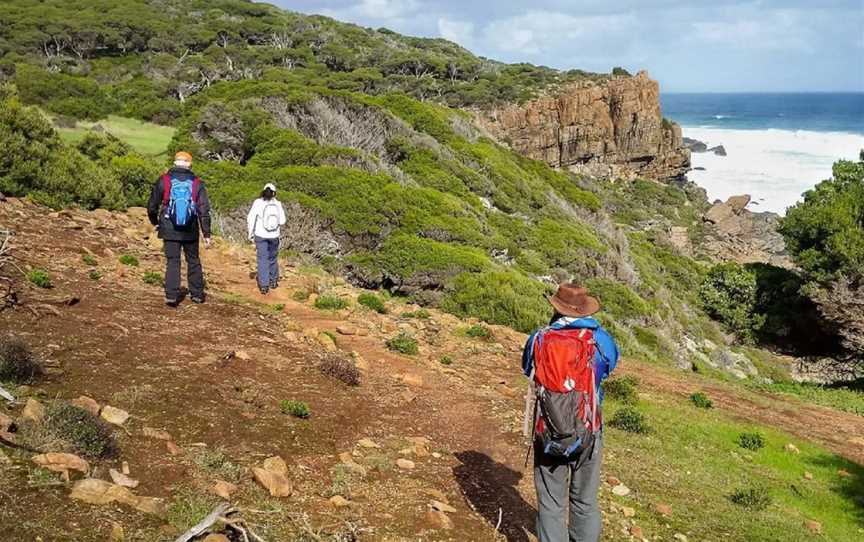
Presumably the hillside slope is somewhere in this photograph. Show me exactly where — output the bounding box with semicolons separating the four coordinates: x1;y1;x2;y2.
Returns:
0;199;862;541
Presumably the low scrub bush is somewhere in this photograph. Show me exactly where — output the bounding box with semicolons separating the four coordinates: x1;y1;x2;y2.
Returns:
314;294;349;311
464;324;493;340
738;431;765;451
357;292;387;314
603;375;639;404
0;335;43;383
440;355;454;365
730;486;772;510
386;331;419;355
319;352;361;386
403;308;431;319
280;400;311;418
118;254;139;267
20;401;117;458
699;263;764;341
191;448;242;481
81;254;98;266
608;407;650;434
292;289;311;302
142;271;163;286
690;391;713;409
88;270;102;281
26;269;52;288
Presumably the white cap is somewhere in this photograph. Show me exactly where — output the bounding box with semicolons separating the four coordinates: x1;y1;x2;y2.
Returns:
264;183;276;192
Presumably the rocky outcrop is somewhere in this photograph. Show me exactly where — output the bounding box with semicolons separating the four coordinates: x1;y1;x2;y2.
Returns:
702;195;789;267
478;71;690;181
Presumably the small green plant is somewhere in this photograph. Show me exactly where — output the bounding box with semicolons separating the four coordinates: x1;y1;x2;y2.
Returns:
26;269;52;288
142;271;163;286
88;270;102;281
730;486;772;510
81;254;98;266
280;400;311;418
357;292;387;314
609;407;650;434
19;401;116;458
292;289;310;302
690;391;714;409
386;331;418;355
738;431;765;451
440;355;454;365
191;448;242;481
464;324;493;340
319;352;361;386
314;294;349;311
118;254;139;267
167;489;219;531
0;335;43;383
403;308;431;319
603;375;639;404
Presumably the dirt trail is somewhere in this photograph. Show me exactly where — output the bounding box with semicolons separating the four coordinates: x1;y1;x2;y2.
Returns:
1;200;861;541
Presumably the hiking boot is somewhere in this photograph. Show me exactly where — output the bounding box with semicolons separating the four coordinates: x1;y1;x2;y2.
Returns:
165;297;179;307
269;280;279;290
259;286;269;295
190;295;205;304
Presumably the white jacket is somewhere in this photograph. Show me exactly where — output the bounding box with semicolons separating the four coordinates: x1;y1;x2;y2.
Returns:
247;197;286;240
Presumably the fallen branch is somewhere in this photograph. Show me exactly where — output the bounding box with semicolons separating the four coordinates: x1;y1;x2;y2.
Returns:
173;502;231;542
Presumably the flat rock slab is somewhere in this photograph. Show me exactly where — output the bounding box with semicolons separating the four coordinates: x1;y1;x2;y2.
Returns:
32;453;89;475
101;405;130;425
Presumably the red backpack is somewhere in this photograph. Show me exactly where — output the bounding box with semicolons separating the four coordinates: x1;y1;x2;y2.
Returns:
530;328;600;457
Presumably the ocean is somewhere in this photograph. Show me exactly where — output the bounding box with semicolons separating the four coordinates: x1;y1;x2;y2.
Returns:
661;93;864;214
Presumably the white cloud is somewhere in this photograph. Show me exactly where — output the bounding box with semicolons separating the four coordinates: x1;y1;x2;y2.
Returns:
437;17;475;49
691;10;816;53
319;0;423;27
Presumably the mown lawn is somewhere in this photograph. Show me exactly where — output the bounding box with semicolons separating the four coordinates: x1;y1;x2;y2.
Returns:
55;115;174;157
601;389;863;541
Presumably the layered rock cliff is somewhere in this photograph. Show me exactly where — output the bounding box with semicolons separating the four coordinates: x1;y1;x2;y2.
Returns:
478;71;690;181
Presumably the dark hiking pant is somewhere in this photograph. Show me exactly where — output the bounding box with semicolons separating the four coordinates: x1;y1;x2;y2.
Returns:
164;239;204;300
254;236;279;288
534;432;603;542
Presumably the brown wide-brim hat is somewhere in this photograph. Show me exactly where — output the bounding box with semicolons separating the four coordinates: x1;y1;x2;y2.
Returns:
549;283;600;318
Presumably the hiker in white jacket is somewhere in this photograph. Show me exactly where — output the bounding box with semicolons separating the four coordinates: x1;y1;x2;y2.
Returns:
246;183;286;294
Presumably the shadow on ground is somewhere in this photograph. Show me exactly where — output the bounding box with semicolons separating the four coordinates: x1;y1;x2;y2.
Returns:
805;453;864;527
454;450;536;542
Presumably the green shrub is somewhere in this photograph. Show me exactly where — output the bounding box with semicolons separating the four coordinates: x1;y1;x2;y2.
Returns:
464;324;492;340
730;486;772;510
26;269;51;288
88;270;102;281
142;271;163;286
20;401;117;459
690;391;713;409
280;400;311;418
608;407;650;434
440;355;454;365
318;352;361;386
118;254;139;267
386;331;419;355
357;292;387;314
81;254;98;266
738;431;765;451
586;278;650;321
603;376;639;404
699;263;764;341
314;294;348;311
403;308;431;319
0;335;43;383
292;289;311;301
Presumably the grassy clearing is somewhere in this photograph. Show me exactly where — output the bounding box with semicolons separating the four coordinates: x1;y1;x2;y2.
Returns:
749;380;864;417
55;115;175;157
603;393;864;542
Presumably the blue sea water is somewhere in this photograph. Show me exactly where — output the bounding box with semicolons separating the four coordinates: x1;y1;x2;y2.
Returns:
659;93;864;213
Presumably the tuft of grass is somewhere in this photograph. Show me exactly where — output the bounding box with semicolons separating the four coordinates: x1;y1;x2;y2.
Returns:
191;448;243;482
19;401;116;458
280;400;311;418
738;431;765;451
440;355;454;366
690;391;714;409
88;270;102;281
386;331;419;355
608;406;650;434
319;352;361;386
118;254;139;267
26;269;52;288
464;324;493;340
81;254;98;266
167;489;219;531
730;486;772;510
603;375;639;404
403;308;431;319
314;294;349;311
357;292;388;314
750;380;864;416
142;271;163;286
292;289;310;302
0;335;43;384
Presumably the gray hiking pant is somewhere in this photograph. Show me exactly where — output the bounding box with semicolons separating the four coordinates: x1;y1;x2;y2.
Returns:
164;239;204;300
254;236;279;288
534;432;603;542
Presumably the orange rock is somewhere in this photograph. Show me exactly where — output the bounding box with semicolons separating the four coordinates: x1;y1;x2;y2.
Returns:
210;480;238;500
32;453;89;475
71;396;101;416
252;467;292;497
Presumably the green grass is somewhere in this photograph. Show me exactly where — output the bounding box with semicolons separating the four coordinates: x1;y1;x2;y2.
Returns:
88;270;102;281
357;292;387;314
403;308;431;319
603;395;864;542
603;375;639;404
608;406;650;434
142;271;163;286
738;431;766;451
462;324;493;340
749;381;864;416
690;391;714;409
386;332;418;355
280;400;311;419
26;269;52;288
118;254;139;267
81;254;98;266
439;355;454;366
56;115;175;157
314;294;349;311
167;489;219;531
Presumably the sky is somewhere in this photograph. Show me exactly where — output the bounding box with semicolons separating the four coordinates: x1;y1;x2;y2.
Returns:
268;0;864;93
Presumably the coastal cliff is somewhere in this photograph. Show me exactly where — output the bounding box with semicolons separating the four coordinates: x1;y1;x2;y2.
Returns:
478;71;690;181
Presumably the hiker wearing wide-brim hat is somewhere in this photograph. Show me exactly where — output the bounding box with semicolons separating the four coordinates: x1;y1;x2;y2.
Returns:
247;183;286;294
521;283;620;542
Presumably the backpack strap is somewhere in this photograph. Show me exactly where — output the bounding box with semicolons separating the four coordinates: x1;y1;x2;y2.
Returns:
191;177;201;204
161;174;171;206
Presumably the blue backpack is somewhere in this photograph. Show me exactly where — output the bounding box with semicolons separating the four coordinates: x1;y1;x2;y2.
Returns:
161;174;200;228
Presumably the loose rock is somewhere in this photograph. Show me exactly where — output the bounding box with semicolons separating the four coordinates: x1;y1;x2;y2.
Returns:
611;484;631;497
803;472;814;481
109;468;139;489
143;427;172;440
71;396;101;417
252;467;292;497
32;453;89;476
396;458;416;470
262;455;288;475
329;495;351;508
425;510;454;530
357;438;380;449
654;503;672;516
804;519;822;534
202;535;230;542
210;480;238;500
100;405;130;426
784;443;801;454
336;326;356;336
430;500;457;513
621;506;635;518
630;525;644;538
22;398;46;422
234;350;251;361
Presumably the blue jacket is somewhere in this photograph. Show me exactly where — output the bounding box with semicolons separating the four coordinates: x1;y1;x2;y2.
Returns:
522;317;620;403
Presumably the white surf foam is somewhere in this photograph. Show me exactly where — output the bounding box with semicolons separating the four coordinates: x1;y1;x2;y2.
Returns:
683;127;864;214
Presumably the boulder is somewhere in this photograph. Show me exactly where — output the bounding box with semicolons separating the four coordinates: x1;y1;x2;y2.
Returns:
708;349;758;378
100;406;130;426
262;455;288;475
726;194;750;212
71;396;101;417
69;478;166;516
252;467;292;497
708;144;727;156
